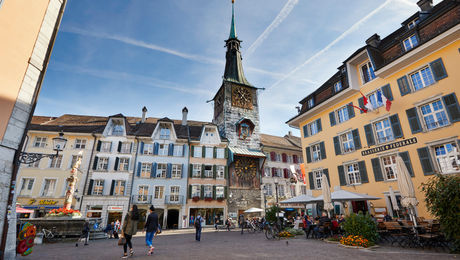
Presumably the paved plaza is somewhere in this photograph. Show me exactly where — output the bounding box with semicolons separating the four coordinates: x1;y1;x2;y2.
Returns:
19;228;456;260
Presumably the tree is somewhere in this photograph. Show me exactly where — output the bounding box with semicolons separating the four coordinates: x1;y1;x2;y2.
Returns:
265;205;280;223
421;174;460;253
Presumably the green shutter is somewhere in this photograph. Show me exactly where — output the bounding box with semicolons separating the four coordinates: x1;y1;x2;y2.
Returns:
358;161;369;183
406;107;422;134
303;124;309;137
213;186;216;200
323;168;330;186
213;147;217;158
92;156;99;170
333;136;341;155
224;186;228;198
371;158;384;182
397;75;411;96
352;129;361;150
347;102;355;119
188;185;192;199
200;185;204;199
329;112;336;126
316;118;322;132
358;97;365;114
191;145;195;157
417;147;435;175
225;166;229;179
389;114;403;139
114;157;119;171
96;141;101;151
189;164;193;178
202;146;206;158
338;165;346;186
225;148;229;159
306;146;312;163
429;58;447;81
442;93;460;123
87;180;94;195
308;172;314;190
319;142;326;160
201;164;205;178
399;151;414;177
364;124;375;147
213;165;217;179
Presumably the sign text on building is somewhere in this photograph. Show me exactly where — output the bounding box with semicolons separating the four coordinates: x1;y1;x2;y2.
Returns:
361;137;417;156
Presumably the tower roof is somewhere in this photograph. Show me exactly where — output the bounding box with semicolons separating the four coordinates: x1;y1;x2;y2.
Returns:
229;2;237;39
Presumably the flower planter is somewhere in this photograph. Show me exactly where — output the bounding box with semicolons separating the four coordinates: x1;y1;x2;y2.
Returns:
217;198;224;202
204;197;213;202
192;196;200;202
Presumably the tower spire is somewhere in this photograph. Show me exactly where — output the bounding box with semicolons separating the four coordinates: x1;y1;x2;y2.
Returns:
229;0;237;39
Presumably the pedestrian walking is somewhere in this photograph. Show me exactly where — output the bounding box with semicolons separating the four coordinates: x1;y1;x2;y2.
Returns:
121;205;140;259
105;222;114;239
144;205;159;256
195;213;203;241
115;219;121;232
76;220;90;247
238;213;245;234
214;215;219;230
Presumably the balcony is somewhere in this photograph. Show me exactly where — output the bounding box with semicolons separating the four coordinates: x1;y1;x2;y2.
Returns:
131;195;152;204
165;195;184;205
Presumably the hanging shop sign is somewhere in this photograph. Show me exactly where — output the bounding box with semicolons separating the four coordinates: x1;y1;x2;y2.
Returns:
108;206;123;211
361;137;417;156
26;199;59;206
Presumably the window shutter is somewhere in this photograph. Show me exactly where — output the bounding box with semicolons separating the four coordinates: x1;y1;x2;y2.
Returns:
213;147;217;158
399;151;414;177
93;156;99;170
168;143;174;156
371;158;384;182
110;180;115;195
96;141;101;151
319;141;326;159
338;166;346;186
183;144;186;157
117;141;122;152
213;186;216;200
397;76;411;96
191;145;195;157
429;58;447;81
417;147;435;175
200;186;204;199
323;168;330;187
442;93;460;123
188;185;192;199
100;180;105;194
306;146;312;163
272;168;276;177
352;129;361;150
153;142;159;155
283;168;288;179
406;107;422;134
151;163;157;178
364;124;375;147
225;148;229;159
308;172;314;190
189;164;193;178
202;146;206;158
358;97;365;114
225;186;228;199
389;114;403;139
139;142;144;154
130;142;133;153
270;152;276;161
213;165;217;179
347;102;355;119
109;142;112;152
316;118;322;132
293;155;298;164
333;136;341;155
358;161;369;183
329;112;336;126
381;84;393;101
201;164;205;178
303;124;309;138
282;153;287;163
87;180;94;195
114;157;119;171
166;163;172;178
181;164;184;178
137;162;141;177
225;166;228;179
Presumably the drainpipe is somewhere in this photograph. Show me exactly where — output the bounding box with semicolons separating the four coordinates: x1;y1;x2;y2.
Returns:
128;137;140;210
79;133;97;211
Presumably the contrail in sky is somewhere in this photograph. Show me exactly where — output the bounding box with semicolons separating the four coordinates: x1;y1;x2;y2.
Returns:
268;0;393;90
246;0;299;57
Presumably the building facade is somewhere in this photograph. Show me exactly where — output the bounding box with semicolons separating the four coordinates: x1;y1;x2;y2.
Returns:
287;0;460;219
0;0;66;257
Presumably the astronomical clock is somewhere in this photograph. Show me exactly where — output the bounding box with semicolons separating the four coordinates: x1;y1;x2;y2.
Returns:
234;156;258;183
232;86;253;110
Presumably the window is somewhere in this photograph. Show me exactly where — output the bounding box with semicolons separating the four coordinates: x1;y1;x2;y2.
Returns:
204;165;213;178
141;163;151;178
407;18;419;29
193;146;202;157
314;170;322;190
340;131;355;153
204;185;212;198
49;155;63;168
276;168;283;178
263;184;273;196
120;142;131;154
300;186;307;195
346;163;361;185
216;186;225;198
27;160;40;168
420;100;449;130
173;145;183;156
118;158;129;171
138;185;149;201
374;118;394;144
360;61;376;84
277;185;285;197
170;186;180;202
403;35;418;51
205;147;214;158
143;144;154;155
382;155;397;181
368;90;384;109
154;186;164;199
312;144;321;162
216;148;225;158
172;164;182;178
191;185;200;197
112;123;124;136
97;157;109;171
70;155;82;168
75;139;86;149
307;98;314;108
101;141;112;152
204;128;214;137
93;180;104;195
433;142;460;174
33;137;47;148
20;178;34;196
41;179;56;197
290;185;296;197
336;106;349;123
264;167;270;177
334;81;342;93
192;164;201;178
308;121;319;136
114;180;125;196
159;126;170;139
217;166;225;179
158;144;168;156
156;163;167;178
410;66;435;91
276;154;281;162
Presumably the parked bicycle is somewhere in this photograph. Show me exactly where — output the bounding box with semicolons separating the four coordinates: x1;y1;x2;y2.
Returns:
42;227;59;242
265;222;281;240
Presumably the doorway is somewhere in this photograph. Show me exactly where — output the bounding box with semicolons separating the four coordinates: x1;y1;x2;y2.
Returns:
107;211;122;226
352;200;368;214
167;209;179;229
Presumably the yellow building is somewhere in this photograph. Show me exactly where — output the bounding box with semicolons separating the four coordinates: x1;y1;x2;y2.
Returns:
287;0;459;219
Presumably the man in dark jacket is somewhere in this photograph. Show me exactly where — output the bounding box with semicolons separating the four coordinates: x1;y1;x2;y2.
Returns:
144;205;158;255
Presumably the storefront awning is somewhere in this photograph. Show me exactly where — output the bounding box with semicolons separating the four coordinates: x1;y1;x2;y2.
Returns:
228;146;266;158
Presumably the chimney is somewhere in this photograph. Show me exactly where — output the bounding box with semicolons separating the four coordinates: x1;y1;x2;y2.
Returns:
141;106;147;123
417;0;433;12
182;107;188;126
365;34;381;48
288;131;292;136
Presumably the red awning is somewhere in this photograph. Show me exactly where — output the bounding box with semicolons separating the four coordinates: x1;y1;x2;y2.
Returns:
16;207;33;214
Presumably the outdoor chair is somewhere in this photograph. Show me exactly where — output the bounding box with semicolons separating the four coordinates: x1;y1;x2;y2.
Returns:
383;222;407;247
418;223;447;249
377;222;390;243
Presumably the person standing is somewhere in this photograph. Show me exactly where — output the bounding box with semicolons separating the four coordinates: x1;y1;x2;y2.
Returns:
115;219;121;232
121;205;140;259
144;205;159;256
238;213;245;234
195;213;203;241
214;215;219;230
77;221;90;246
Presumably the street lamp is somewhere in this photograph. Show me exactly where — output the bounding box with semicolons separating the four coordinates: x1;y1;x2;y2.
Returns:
274;179;280;228
17;131;67;165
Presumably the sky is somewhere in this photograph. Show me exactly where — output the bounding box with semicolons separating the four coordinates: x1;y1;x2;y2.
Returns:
36;0;440;137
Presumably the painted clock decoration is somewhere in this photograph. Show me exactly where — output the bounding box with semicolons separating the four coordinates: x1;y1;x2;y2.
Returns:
234;156;258;182
232;86;253;110
236;118;255;140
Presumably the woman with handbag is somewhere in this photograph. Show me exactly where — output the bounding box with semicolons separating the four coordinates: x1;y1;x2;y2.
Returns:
121;205;140;258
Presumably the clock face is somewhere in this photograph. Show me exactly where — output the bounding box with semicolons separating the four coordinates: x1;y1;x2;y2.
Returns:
234;157;257;181
232;86;253;110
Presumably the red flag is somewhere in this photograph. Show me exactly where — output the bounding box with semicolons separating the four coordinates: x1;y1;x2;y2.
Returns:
300;163;306;185
360;91;368;106
347;103;367;113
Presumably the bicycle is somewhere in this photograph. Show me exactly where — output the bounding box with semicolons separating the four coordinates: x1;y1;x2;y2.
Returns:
42;227;59;242
264;222;281;240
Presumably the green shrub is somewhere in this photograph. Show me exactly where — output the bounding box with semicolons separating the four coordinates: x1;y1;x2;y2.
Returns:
342;212;378;243
284;228;305;236
265;205;280;223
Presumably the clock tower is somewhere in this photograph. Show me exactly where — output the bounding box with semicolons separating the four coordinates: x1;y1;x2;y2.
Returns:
212;0;265;217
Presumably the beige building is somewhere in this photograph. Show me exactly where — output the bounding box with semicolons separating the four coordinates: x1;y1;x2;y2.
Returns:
0;0;66;258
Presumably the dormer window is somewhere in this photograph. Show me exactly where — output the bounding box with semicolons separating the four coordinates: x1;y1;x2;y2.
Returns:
407;18;419;30
403;35;418;51
360;61;376;84
307;98;314;108
204;128;214;137
334;81;342;93
111;121;124;136
159;124;170;139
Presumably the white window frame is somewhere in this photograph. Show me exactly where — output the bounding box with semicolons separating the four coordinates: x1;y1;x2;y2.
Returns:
407;18;419;29
277;185;285;197
154;186;164;199
158;144;168;156
216;148;225;158
156;163;167;178
100;141;112;153
75;139;86;149
373;117;394;144
138;185;149;201
264;184;273;196
170;186;180;202
290;185;296;197
340;131;355;154
192;164;201;178
19;178;35;196
93;180;105;195
172;164;182;178
381;155;397;181
205;147;214;158
307;120;319;136
204;165;213;178
345;163;361;185
336;106;350;124
313;170;322;190
159;126;170;140
307;98;314;108
143;144;154;155
203;185;212;198
49;155;63;168
114;180;126;196
97;157;109;171
432;141;460;174
367;90;384;109
118;158;130;172
216;165;225;179
173;145;183;156
409;66;435;91
120;142;131;154
300;186;307;195
41;178;57;197
311;144;321;162
111;123;124;136
141;163;151;178
403;34;418;51
191;185;200;198
419;99;450;131
216;186;225;199
33;137;47;148
193;146;202;158
70;155;83;169
334;81;342;92
360;61;376;84
264;167;270;177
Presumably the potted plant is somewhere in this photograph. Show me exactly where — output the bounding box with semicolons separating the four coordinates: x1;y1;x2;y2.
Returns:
204;197;213;202
217;197;224;202
192;196;200;202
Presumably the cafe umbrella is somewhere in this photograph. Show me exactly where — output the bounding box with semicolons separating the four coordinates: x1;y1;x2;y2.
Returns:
396;156;419;227
389;186;400;218
321;176;334;217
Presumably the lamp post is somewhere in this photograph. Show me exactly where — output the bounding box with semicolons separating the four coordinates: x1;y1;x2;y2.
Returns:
274;179;280;227
17;131;67;165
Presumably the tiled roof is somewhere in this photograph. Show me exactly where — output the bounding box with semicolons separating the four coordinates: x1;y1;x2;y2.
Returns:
260;133;301;150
